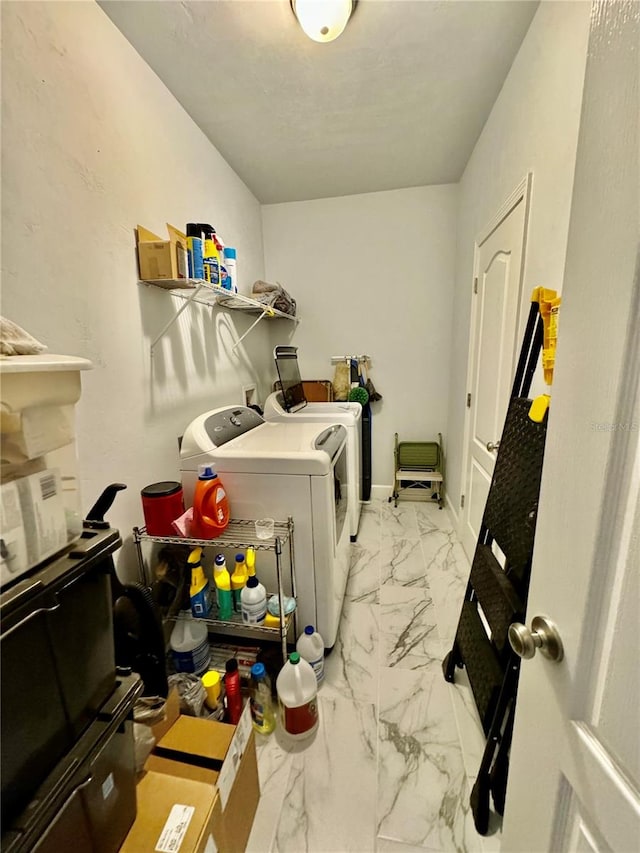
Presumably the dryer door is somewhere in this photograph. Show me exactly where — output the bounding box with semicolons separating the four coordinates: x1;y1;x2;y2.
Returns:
333;441;349;548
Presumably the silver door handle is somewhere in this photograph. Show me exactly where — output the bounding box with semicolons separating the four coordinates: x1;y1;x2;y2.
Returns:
486;441;500;452
508;616;564;662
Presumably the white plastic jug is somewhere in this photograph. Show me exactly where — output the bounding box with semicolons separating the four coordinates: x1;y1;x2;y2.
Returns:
241;576;267;624
170;611;210;675
276;652;319;739
296;625;325;685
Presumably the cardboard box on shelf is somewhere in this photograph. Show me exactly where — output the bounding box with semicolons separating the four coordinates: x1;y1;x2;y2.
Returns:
137;223;188;281
123;701;259;853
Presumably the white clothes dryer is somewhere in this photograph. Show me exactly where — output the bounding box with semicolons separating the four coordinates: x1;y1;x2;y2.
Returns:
179;406;350;648
263;391;362;541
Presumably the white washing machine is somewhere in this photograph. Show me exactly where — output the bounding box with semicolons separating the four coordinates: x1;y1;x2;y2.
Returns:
265;346;363;541
179;406;351;648
263;392;362;541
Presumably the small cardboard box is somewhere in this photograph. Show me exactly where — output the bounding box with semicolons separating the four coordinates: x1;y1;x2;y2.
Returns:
123;703;259;853
137;223;188;281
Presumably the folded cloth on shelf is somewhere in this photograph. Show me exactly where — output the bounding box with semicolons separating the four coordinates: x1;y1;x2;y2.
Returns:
251;280;297;316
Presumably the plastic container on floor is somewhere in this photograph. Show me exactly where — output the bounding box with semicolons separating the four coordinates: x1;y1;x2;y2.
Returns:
276;652;318;740
296;625;325;685
231;553;248;612
249;662;276;735
170;612;210;675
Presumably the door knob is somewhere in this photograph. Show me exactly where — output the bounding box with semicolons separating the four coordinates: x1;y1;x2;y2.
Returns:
508;615;564;662
486;441;500;452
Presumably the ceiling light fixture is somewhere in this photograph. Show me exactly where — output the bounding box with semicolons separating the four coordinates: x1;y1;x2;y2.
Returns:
291;0;356;44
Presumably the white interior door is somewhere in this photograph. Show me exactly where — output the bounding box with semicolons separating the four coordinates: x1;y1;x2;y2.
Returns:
503;3;640;849
461;179;530;558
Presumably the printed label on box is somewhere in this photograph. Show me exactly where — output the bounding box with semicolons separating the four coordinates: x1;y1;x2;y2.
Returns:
216;703;252;810
155;804;195;853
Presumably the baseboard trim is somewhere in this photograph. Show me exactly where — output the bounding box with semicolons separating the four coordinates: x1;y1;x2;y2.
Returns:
370;484;392;502
445;493;459;526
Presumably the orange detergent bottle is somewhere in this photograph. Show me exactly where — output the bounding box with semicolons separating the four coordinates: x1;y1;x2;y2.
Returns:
190;464;230;539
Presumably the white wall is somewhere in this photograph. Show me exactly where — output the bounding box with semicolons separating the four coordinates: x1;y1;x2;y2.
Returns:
445;0;591;520
262;185;459;488
1;1;277;565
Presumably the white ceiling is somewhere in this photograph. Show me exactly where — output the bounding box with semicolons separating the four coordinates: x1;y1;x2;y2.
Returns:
100;0;539;204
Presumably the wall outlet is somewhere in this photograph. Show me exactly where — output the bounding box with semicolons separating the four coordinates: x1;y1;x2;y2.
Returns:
243;384;257;407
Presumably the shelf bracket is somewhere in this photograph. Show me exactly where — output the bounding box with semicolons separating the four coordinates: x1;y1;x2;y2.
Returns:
231;308;274;353
149;283;207;353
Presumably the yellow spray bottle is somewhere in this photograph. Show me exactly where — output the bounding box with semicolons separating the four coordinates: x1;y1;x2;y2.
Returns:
231;553;248;613
213;554;232;621
189;547;213;618
246;546;256;578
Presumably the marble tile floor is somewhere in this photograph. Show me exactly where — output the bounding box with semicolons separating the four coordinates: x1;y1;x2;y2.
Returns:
246;498;501;853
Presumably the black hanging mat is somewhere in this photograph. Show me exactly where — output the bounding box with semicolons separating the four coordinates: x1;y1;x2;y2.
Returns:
442;297;549;835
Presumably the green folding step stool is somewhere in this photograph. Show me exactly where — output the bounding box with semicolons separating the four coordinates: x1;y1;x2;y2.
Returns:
389;433;444;508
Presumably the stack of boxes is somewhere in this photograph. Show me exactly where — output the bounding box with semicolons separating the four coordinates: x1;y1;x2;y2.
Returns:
0;354;92;586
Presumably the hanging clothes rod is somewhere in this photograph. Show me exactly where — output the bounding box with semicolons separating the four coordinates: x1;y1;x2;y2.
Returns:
331;355;371;364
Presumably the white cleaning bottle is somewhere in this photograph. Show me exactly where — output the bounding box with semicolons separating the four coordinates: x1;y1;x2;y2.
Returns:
276;652;318;740
170;611;210;675
296;625;325;685
241;576;267;624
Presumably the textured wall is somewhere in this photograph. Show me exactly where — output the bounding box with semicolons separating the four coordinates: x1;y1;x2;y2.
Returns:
262;184;459;489
445;0;591;525
1;1;276;569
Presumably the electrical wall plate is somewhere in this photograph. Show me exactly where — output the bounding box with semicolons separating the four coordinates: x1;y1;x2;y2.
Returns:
242;384;257;407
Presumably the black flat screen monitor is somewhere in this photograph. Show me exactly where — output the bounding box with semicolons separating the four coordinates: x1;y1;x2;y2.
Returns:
274;346;307;413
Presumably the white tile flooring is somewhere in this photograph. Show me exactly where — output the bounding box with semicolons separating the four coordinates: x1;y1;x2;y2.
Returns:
246;499;503;853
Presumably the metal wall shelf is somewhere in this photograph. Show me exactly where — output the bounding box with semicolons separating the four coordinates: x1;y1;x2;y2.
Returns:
139;278;298;353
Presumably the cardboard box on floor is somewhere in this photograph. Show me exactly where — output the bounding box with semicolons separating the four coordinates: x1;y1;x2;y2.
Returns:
122;692;259;853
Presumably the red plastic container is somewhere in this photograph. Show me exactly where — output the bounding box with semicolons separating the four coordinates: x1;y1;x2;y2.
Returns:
141;481;184;536
224;659;243;725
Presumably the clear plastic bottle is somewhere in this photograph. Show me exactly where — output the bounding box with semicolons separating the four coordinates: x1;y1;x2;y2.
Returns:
276;652;319;740
249;662;276;735
296;625;325;685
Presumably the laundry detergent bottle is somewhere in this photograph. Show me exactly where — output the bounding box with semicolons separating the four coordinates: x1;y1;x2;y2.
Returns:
190;464;230;539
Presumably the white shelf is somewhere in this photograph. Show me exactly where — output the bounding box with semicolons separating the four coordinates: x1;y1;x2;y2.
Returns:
139;278;298;352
